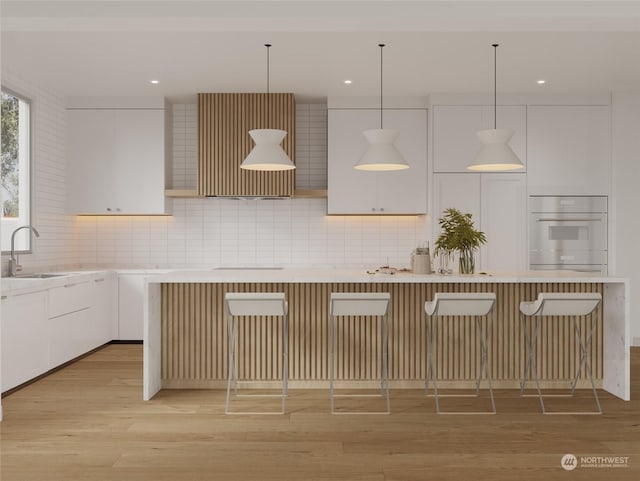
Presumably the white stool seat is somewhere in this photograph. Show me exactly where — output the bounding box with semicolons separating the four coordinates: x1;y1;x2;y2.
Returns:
519;292;602;414
224;292;288;415
519;292;601;317
425;292;496;316
425;292;497;415
329;292;391;414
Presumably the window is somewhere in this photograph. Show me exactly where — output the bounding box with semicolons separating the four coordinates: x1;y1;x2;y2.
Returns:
1;89;32;253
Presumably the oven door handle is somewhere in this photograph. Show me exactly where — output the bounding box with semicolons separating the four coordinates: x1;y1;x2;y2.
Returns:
536;218;602;222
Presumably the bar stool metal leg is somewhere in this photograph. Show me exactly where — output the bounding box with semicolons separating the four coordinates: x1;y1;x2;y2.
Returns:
282;311;289;413
381;313;390;414
432;315;441;414
329;313;335;414
571;314;602;414
225;312;237;415
476;314;496;414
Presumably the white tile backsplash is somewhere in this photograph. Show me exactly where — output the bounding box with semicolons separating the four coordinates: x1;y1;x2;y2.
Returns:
75;197;429;269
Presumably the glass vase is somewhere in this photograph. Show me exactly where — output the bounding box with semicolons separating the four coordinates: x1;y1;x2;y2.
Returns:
458;248;475;274
437;251;454;275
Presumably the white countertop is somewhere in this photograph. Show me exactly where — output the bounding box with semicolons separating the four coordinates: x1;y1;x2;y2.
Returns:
0;270;112;297
1;267;625;298
145;268;627;284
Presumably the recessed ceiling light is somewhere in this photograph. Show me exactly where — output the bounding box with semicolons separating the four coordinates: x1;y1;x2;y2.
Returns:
344;80;352;84
149;80;160;85
537;79;546;85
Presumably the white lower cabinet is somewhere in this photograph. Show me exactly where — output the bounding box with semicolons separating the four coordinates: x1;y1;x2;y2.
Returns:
1;272;116;393
48;281;93;368
91;275;116;346
49;308;92;368
432;173;527;272
117;274;147;341
1;291;49;392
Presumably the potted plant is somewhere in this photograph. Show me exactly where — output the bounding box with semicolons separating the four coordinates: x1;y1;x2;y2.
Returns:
434;208;487;274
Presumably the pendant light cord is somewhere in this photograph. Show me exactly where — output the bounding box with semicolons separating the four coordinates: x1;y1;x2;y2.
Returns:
265;43;271;127
379;44;385;129
492;43;498;129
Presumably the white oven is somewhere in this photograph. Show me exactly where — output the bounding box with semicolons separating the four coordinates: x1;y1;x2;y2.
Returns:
529;196;607;274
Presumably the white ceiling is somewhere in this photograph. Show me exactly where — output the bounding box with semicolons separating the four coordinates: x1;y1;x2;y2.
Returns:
2;1;640;102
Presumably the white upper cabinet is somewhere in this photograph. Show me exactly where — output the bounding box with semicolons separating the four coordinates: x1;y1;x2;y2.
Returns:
66;97;170;215
433;105;526;173
527;105;610;195
328;107;428;214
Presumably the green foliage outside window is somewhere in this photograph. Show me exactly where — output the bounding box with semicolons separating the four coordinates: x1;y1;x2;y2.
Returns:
1;92;20;217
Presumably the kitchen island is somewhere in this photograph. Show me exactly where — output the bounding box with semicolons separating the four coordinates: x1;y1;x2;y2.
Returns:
143;269;629;401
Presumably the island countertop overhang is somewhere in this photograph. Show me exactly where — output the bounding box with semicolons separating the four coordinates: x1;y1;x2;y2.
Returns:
144;268;628;285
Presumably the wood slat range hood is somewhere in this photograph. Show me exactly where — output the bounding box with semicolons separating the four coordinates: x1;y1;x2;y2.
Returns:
198;93;295;197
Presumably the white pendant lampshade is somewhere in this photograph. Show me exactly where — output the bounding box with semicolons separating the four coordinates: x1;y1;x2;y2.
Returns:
355;129;409;171
240;44;295;171
241;129;295;171
355;44;409;172
468;128;523;171
469;44;524;172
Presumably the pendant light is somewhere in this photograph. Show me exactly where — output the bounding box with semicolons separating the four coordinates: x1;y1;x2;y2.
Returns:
468;44;524;171
241;44;295;171
355;44;409;171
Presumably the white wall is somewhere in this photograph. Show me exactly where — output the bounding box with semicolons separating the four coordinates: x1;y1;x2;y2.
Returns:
611;93;640;346
1;70;76;274
73;103;429;269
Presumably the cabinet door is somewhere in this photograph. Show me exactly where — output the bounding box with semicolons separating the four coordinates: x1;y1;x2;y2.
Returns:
376;109;428;214
327;109;379;214
527;105;610;195
118;274;146;340
1;291;49;392
66;109;117;214
49;309;92;368
90;275;116;347
114;109;165;213
433;105;526;173
328;108;428;214
480;174;527;271
66;107;167;214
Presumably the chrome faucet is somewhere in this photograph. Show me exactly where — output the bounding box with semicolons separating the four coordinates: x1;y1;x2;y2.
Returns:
8;225;40;277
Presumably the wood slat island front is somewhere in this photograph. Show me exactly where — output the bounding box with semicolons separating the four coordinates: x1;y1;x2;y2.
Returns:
143;270;629;401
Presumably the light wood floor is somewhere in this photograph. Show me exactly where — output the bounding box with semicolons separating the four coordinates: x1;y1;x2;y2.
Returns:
1;344;638;481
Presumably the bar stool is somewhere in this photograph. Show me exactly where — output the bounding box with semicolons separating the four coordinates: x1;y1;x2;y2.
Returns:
519;292;602;415
425;292;497;415
329;292;391;414
224;292;288;415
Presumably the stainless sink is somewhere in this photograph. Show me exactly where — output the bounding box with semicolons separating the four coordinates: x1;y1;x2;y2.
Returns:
14;273;66;279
